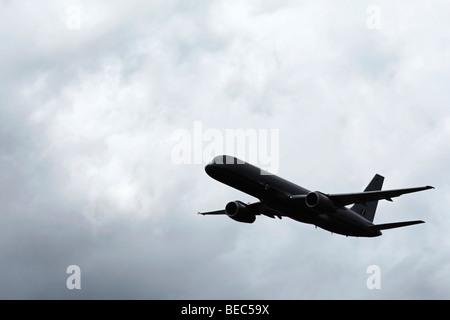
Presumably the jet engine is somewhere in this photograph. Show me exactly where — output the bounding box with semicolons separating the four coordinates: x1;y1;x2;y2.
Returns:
305;191;338;213
225;201;256;223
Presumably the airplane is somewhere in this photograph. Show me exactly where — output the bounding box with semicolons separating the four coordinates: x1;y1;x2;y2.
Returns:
199;155;434;237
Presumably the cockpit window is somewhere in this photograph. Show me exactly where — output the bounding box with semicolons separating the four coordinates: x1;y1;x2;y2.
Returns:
209;155;242;165
214;155;226;164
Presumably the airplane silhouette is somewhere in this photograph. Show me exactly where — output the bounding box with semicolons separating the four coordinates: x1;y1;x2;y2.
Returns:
199;155;434;237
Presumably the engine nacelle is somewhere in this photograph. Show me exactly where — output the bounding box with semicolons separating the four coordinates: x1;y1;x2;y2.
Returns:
225;201;256;223
305;191;338;213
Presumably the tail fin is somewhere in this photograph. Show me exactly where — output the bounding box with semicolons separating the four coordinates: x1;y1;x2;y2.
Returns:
350;174;384;222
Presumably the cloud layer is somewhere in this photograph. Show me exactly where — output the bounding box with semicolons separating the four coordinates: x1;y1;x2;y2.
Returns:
0;0;449;299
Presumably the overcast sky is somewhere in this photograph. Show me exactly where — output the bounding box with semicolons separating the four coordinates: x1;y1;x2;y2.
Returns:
1;0;449;299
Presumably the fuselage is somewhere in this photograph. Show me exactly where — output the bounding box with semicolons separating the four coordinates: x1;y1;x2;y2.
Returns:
205;155;382;237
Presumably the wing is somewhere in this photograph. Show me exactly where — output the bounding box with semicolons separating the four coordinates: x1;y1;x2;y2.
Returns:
198;202;283;219
327;185;434;207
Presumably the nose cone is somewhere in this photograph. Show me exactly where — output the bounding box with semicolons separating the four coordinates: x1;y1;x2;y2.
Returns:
205;163;213;175
205;155;238;179
205;155;223;177
205;162;218;178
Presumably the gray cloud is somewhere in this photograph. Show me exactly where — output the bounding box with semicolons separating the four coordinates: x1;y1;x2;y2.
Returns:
0;0;449;299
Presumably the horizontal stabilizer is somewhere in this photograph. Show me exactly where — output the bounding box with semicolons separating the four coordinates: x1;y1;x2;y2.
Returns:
198;209;226;215
370;220;425;230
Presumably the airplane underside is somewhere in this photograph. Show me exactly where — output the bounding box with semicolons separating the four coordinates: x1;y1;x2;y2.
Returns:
200;155;433;238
